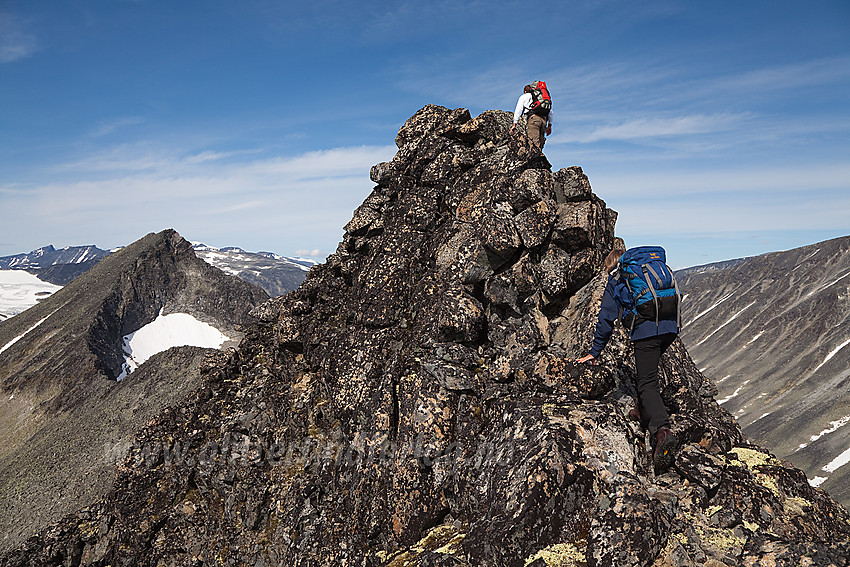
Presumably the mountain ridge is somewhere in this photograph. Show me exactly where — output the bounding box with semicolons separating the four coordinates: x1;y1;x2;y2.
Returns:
677;234;850;509
2;107;849;566
0;229;268;553
0;241;313;304
0;244;111;285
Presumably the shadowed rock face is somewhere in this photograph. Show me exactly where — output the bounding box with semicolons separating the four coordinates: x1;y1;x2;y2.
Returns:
3;107;849;566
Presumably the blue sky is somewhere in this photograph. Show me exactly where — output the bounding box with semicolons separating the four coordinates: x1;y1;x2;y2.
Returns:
1;1;848;268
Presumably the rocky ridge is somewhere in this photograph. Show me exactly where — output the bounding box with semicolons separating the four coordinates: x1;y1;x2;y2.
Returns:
2;107;849;566
0;230;268;553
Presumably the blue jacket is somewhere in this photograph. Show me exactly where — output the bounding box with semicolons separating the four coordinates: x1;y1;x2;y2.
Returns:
589;274;679;358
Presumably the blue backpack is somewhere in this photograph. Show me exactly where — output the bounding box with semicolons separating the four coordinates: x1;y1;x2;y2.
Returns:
618;246;681;330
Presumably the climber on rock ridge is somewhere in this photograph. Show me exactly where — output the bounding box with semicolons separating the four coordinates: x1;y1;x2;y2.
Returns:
510;81;553;150
577;238;681;472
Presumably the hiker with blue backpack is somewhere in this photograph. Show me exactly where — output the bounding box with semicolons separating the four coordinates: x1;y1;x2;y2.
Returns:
576;239;682;471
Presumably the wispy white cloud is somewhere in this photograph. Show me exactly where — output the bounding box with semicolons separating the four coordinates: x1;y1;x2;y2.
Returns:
0;9;38;63
557;113;748;143
295;248;322;257
58;144;176;173
89;117;145;138
0;144;397;257
198;200;265;215
591;163;850;198
184;150;260;164
615;192;850;235
715;56;850;94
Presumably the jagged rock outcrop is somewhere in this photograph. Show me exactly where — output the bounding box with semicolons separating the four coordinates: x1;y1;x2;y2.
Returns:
3;107;849;567
0;230;268;553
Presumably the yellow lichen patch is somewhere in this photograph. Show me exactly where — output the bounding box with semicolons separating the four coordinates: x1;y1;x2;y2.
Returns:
706;505;723;518
729;447;776;468
743;520;760;533
382;522;467;566
434;532;465;555
699;526;745;553
384;551;413;566
77;520;98;538
524;542;587;567
783;496;810;517
755;473;779;496
729;446;783;497
680;506;747;555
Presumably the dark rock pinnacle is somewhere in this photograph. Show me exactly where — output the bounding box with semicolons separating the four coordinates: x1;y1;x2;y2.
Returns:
3;106;849;566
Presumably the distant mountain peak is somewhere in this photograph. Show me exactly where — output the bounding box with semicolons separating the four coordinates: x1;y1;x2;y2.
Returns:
0;229;269;553
0;243;111;284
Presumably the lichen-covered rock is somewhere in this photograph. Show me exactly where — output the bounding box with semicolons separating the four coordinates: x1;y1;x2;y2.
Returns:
4;105;849;567
588;481;673;567
515;199;556;249
554;166;594;203
675;444;725;491
441;109;513;146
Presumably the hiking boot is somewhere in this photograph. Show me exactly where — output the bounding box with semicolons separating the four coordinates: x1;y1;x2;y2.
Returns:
628;401;649;428
653;427;678;472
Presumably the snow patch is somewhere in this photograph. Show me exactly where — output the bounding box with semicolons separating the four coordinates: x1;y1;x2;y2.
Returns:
809;415;850;444
0;310;58;356
117;311;230;380
793;248;820;271
693;301;757;347
750;412;771;424
0;270;63;318
687;292;734;325
822;445;850;474
747;331;764;344
809;476;828;488
806;269;850;298
812;337;850;374
717;380;750;405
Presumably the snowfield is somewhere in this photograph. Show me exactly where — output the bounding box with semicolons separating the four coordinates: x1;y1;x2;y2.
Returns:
0;270;62;320
0;310;57;356
117;311;231;380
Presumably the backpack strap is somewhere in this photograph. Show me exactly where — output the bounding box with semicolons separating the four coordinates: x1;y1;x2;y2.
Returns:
622;275;639;332
674;276;682;329
642;264;662;327
644;263;667;288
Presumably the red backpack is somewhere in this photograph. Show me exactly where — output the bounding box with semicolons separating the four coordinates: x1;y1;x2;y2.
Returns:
530;81;552;117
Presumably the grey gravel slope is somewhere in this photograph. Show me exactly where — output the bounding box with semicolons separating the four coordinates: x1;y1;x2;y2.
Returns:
677;235;850;507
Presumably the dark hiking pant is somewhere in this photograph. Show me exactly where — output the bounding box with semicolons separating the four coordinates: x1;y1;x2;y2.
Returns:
633;333;677;436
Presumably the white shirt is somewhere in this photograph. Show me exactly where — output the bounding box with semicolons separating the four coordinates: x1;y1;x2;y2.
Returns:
513;92;553;125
